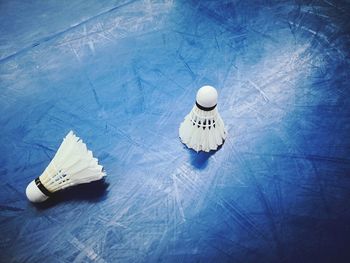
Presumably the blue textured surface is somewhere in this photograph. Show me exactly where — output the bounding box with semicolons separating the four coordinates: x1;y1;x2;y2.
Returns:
1;0;350;262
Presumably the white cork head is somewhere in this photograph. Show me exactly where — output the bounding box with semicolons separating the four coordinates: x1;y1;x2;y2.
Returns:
26;180;49;203
196;85;218;108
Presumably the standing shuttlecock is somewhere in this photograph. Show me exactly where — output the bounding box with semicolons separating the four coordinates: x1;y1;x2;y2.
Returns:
26;131;106;203
179;85;227;152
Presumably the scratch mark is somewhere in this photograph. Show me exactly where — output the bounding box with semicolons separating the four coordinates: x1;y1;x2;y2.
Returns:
178;54;196;80
70;44;101;108
0;0;138;64
172;173;186;222
247;80;270;102
70;237;107;263
0;205;24;212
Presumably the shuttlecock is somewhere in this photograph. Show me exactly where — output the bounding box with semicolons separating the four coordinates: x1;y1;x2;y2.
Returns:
179;85;227;152
26;131;106;203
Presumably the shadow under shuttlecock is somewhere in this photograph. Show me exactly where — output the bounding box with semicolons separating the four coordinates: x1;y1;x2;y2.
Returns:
34;179;109;209
188;144;223;170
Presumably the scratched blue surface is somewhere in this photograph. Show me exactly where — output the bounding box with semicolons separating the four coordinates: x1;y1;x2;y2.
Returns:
1;0;350;262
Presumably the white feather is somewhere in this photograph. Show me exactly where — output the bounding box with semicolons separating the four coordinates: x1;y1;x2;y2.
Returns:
179;106;227;152
39;131;105;192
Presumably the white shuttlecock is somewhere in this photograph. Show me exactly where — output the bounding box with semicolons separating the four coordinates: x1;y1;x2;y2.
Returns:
179;85;227;152
26;131;106;203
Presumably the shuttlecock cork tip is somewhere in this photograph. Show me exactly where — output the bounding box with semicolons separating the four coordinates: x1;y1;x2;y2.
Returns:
196;85;218;109
26;180;49;203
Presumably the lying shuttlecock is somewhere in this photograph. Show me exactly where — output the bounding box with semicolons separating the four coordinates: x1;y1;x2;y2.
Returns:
26;131;106;203
179;85;227;152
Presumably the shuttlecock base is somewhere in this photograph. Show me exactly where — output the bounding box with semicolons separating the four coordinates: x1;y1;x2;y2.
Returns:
26;180;49;203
